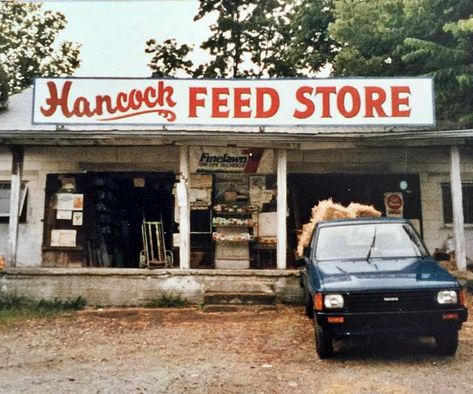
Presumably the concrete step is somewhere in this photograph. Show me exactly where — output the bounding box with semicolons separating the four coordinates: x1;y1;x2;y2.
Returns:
203;291;276;306
205;280;274;294
202;304;277;313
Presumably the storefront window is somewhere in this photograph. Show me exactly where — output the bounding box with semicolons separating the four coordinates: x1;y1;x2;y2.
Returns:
0;181;28;223
442;183;473;224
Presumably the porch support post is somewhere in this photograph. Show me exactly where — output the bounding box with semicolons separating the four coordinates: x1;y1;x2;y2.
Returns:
277;149;287;270
450;146;466;271
7;146;24;267
179;145;191;269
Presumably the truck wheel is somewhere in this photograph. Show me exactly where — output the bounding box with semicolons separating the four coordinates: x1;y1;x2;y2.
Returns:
435;331;459;356
305;289;314;319
314;320;333;359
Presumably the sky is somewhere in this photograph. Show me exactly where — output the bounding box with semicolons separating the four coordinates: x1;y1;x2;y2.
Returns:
44;0;215;77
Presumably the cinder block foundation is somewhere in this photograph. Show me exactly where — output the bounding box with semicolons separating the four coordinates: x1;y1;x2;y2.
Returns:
0;268;303;306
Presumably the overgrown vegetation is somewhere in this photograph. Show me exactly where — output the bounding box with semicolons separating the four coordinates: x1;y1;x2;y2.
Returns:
0;294;86;323
145;293;190;308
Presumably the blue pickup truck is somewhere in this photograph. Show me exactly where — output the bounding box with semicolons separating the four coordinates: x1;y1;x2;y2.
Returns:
299;218;468;358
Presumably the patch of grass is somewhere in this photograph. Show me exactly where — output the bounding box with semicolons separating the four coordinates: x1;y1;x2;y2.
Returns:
0;293;28;310
37;296;87;311
0;294;87;323
145;293;190;308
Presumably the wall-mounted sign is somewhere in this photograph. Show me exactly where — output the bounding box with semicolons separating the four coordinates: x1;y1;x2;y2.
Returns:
72;211;83;226
51;229;77;247
384;192;404;218
190;147;274;173
55;193;84;211
56;210;72;220
33;77;434;127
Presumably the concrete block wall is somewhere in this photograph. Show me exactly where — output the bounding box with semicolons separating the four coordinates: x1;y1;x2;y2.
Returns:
0;268;303;306
0;145;180;267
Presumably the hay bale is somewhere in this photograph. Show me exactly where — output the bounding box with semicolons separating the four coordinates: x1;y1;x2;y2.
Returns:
439;259;458;272
296;199;381;257
347;202;382;218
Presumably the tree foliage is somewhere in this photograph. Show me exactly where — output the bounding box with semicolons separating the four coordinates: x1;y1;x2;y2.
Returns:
285;0;338;75
147;0;300;78
328;0;473;125
329;0;473;76
145;39;193;78
0;0;81;104
195;0;297;77
402;16;473;124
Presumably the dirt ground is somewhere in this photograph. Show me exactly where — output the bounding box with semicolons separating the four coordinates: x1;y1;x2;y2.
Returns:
1;304;473;394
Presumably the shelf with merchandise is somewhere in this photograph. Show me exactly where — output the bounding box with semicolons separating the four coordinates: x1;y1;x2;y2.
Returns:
212;217;254;228
213;204;259;215
212;232;254;242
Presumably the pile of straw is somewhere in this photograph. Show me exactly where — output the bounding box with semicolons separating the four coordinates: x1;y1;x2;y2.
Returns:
296;199;381;257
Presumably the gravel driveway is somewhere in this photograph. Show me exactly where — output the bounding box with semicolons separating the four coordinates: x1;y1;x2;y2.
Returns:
1;305;472;394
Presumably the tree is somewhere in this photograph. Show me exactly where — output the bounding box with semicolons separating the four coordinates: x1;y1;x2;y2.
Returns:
402;16;473;124
328;0;473;125
146;0;298;78
0;1;81;103
329;0;473;76
145;39;194;78
329;0;408;76
286;0;338;75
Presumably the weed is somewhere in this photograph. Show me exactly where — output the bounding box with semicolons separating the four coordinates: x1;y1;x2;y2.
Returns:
146;293;190;308
0;294;29;310
37;296;87;311
0;294;87;323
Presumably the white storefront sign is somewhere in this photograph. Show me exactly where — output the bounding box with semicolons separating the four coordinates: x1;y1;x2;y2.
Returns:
33;77;434;127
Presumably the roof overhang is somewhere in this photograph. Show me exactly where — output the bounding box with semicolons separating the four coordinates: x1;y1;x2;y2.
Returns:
1;88;472;149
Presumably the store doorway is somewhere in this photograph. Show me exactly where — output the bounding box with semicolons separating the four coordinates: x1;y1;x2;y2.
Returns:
90;172;175;268
42;172;175;268
288;173;422;263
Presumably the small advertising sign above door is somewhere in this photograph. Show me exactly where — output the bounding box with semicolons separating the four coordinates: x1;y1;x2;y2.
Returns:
189;147;274;173
32;77;435;127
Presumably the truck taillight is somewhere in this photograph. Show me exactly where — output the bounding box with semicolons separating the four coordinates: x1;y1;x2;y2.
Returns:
314;293;323;311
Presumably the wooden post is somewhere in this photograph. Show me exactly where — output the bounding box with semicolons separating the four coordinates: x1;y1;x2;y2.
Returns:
277;149;287;270
7;146;24;267
450;146;466;271
179;145;191;269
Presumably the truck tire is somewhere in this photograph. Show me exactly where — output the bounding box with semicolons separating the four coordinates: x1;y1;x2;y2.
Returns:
305;289;314;319
314;319;333;359
435;331;459;356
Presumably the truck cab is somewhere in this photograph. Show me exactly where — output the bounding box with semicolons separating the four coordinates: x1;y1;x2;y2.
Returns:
300;218;468;358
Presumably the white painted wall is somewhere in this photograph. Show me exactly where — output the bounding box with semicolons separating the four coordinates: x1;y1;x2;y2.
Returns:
0;144;472;266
